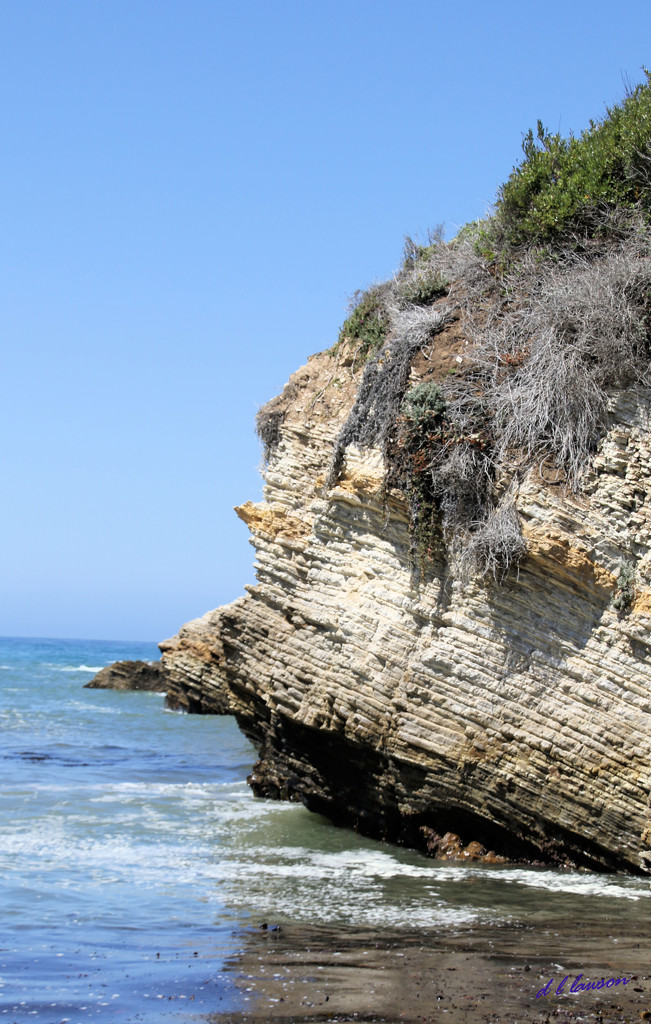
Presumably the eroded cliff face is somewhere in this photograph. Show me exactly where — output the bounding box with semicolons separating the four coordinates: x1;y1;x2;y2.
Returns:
160;329;651;873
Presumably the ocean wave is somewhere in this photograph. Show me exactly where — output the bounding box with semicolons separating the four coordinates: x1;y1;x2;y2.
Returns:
202;853;492;928
240;846;436;880
88;779;241;803
59;665;105;673
1;821;208;868
436;864;651;900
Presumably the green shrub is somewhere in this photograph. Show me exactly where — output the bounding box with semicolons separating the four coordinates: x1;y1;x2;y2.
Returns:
337;288;389;361
399;268;448;305
451;219;498;262
495;72;651;247
612;559;636;613
399;228;449;304
393;383;494;575
395;385;448;572
401;382;447;423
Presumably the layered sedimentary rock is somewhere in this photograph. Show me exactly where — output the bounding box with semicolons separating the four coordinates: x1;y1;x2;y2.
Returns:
161;336;651;873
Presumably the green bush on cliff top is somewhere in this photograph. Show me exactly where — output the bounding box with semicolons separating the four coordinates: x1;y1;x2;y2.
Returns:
494;70;651;247
336;287;390;362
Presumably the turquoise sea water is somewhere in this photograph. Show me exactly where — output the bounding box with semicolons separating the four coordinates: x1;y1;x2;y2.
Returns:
1;636;650;1023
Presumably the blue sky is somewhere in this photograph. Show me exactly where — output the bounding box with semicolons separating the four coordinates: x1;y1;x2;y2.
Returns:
1;0;649;642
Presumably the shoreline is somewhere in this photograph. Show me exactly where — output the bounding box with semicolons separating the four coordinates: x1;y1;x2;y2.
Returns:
208;919;651;1024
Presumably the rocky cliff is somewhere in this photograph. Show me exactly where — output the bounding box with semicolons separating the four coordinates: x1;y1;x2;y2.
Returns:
160;303;651;874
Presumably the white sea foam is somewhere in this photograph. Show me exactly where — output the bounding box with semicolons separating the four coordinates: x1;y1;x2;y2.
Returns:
200;851;487;928
70;701;123;715
59;664;105;672
436;863;651;900
310;849;436;878
237;846;437;880
87;779;253;806
1;825;211;890
212;851;432;885
244;891;481;929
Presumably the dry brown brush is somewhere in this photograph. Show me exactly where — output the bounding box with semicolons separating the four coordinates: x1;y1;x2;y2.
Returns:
479;238;651;488
328;218;651;583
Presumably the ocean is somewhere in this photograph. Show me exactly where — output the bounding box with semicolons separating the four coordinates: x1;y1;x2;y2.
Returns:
1;635;649;1023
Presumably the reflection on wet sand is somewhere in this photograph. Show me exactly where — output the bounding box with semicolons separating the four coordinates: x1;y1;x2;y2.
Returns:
210;919;651;1024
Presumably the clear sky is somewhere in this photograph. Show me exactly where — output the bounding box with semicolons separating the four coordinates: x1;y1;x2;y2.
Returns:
1;0;649;642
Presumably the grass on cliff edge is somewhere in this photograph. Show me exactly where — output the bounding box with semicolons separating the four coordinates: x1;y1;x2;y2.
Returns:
337;71;651;360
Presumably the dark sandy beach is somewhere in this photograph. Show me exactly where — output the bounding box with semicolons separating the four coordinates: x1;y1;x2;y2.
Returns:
209;918;651;1024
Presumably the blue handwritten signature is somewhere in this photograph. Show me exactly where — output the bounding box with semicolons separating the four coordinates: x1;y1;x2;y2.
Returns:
537;974;630;998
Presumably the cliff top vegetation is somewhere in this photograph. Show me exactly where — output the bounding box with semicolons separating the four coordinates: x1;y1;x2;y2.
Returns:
260;73;651;589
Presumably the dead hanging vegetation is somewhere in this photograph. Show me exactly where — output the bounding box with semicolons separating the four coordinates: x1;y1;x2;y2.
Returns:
479;231;651;488
328;228;512;580
256;405;285;464
256;379;301;465
326;303;454;488
384;373;497;575
329;217;651;583
458;497;528;583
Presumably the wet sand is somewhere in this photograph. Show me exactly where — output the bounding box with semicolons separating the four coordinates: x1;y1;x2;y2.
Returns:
209;919;651;1024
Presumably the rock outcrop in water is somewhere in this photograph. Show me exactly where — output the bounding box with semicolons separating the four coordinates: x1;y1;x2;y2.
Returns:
160;322;651;873
85;660;168;692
